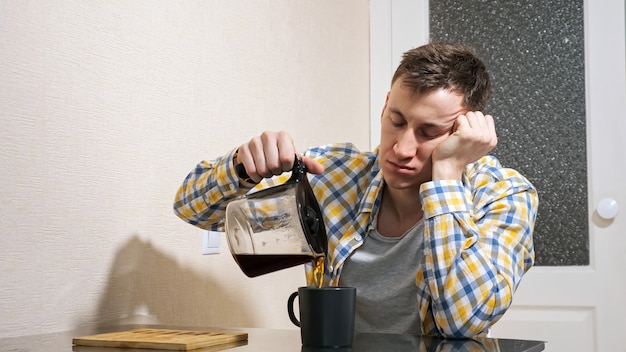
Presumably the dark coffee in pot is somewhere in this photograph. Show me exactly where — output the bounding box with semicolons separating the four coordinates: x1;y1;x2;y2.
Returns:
234;254;325;288
233;254;314;278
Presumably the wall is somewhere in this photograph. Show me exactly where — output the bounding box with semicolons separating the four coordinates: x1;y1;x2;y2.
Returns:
0;0;370;338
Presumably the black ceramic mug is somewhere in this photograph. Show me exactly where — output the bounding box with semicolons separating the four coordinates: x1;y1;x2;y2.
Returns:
288;286;356;347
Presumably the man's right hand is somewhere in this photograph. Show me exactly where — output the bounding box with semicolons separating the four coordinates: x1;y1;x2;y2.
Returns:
235;131;324;183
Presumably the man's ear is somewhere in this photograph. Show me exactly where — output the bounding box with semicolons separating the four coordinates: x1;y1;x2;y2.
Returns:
381;92;390;121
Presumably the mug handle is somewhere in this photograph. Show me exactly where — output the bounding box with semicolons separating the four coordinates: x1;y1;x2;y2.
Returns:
287;291;301;327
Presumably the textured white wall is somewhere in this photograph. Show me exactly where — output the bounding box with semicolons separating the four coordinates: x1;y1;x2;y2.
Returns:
0;0;369;338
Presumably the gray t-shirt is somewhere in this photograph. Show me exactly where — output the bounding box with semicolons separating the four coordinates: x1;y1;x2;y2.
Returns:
338;220;425;334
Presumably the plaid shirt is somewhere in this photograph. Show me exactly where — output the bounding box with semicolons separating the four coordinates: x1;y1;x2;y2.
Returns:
173;143;538;338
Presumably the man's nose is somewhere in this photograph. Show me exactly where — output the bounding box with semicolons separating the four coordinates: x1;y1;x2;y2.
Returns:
393;130;418;158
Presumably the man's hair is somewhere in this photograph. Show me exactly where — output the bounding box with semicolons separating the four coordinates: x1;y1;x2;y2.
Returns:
391;42;492;111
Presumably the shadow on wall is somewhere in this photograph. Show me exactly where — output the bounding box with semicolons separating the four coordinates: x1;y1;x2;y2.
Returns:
89;235;256;329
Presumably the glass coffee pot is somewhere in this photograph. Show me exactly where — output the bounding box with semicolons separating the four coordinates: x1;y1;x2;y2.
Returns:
225;158;327;278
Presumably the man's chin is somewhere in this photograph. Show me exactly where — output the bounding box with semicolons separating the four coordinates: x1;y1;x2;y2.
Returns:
383;177;422;192
383;171;430;190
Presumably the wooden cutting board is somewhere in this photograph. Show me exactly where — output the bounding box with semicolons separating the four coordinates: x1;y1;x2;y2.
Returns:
72;328;248;351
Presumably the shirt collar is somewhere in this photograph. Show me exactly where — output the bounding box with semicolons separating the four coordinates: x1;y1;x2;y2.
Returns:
358;151;384;216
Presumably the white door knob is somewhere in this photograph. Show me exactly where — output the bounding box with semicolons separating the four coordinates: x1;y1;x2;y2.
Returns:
597;198;619;219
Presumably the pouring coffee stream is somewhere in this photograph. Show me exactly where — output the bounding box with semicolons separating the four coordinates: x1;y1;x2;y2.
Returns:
226;157;327;288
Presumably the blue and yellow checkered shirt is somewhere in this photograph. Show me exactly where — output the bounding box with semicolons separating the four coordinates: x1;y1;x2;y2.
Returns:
173;142;538;338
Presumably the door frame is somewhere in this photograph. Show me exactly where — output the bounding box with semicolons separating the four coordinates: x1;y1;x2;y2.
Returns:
369;0;429;148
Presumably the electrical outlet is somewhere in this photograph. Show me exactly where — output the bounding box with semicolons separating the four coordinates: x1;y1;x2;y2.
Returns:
201;230;222;255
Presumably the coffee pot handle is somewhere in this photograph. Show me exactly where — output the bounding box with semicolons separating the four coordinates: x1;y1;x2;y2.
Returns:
235;155;306;183
287;291;301;327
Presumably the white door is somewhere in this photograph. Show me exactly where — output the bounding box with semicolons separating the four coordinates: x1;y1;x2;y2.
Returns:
370;1;626;351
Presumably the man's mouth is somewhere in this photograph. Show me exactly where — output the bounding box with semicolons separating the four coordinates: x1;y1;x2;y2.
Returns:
388;160;414;173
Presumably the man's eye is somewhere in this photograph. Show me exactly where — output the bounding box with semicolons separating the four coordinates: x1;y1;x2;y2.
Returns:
421;129;446;139
389;116;405;127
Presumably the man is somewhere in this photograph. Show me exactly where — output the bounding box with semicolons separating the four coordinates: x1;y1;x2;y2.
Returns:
173;42;538;337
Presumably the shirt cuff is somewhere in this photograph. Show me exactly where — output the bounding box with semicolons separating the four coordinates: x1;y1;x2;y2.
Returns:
419;180;471;219
214;149;252;197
